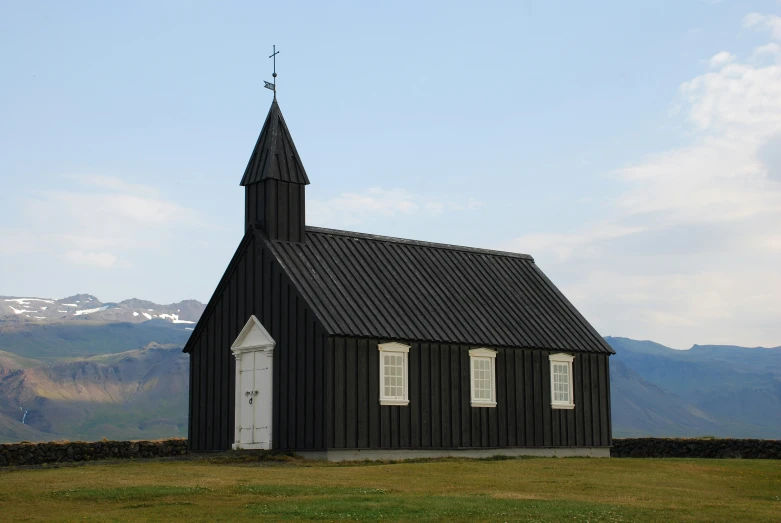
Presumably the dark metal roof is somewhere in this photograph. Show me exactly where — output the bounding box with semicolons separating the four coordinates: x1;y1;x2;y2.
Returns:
264;226;615;354
240;101;310;186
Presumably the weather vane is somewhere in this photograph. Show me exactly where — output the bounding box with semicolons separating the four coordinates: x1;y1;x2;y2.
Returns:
264;45;279;100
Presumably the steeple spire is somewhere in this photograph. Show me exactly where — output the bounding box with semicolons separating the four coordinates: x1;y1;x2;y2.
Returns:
241;100;309;241
241;101;309;186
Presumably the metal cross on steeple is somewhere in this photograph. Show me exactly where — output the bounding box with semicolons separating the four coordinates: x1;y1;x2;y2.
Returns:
264;45;280;100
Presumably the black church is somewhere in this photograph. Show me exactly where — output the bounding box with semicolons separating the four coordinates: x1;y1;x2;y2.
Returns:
184;98;614;460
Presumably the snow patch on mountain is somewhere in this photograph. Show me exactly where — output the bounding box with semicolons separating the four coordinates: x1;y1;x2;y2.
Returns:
4;298;54;304
2;294;205;326
157;313;195;324
73;305;110;316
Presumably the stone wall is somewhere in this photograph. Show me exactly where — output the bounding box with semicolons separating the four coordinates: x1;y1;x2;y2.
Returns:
3;437;780;466
611;438;781;459
0;438;188;467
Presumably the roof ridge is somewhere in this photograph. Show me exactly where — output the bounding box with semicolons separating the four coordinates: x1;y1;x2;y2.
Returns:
302;226;534;261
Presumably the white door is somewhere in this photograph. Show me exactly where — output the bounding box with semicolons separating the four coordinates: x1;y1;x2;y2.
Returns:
252;351;272;447
232;315;275;450
238;352;256;445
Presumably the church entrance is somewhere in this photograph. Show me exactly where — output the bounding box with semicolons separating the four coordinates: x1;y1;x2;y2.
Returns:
231;316;274;450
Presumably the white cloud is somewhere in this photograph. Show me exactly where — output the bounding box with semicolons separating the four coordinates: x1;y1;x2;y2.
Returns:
0;229;48;255
63;175;158;197
62;250;118;269
503;223;645;262
680;66;781;134
50;191;192;225
743;12;781;40
614;137;781;223
708;51;734;68
500;18;781;349
562;268;781;344
753;42;781;58
308;187;482;228
12;175;202;268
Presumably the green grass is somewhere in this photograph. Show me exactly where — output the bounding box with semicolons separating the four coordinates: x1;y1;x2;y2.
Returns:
51;486;211;501
242;488;644;521
1;456;779;521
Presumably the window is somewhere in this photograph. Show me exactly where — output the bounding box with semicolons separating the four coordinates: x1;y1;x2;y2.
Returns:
469;348;497;407
549;353;575;409
378;342;410;406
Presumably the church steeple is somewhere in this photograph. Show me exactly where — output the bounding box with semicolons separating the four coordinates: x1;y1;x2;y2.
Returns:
241;100;310;241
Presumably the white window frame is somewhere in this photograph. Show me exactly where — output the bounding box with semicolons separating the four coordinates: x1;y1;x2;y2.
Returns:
378;342;410;406
549;353;575;409
469;348;497;407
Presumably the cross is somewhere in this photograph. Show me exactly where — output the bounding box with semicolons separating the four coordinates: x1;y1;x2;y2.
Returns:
268;45;280;99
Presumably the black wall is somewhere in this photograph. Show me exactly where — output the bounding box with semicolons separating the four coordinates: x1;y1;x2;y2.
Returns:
189;232;611;452
326;337;612;449
188;233;326;452
245;180;306;242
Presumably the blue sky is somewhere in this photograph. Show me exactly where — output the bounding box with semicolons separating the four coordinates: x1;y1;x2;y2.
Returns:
2;1;781;349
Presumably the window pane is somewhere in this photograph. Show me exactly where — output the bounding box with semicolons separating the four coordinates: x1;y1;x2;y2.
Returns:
472;357;493;401
381;351;406;399
552;361;572;403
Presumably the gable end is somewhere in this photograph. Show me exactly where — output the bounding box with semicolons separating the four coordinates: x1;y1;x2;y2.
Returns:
183;231;255;354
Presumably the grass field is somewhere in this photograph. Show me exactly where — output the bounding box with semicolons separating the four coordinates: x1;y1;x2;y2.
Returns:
0;455;779;522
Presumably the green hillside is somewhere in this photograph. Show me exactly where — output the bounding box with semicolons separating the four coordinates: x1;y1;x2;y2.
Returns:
0;350;42;370
0;320;192;360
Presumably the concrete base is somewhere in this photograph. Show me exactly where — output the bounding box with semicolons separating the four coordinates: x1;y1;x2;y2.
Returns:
232;442;271;451
295;447;610;462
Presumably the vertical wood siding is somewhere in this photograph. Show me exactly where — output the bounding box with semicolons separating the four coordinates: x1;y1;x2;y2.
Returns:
188;234;326;451
327;338;611;449
245;182;306;242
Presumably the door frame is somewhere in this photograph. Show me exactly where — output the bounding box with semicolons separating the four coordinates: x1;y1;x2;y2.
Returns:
230;315;275;450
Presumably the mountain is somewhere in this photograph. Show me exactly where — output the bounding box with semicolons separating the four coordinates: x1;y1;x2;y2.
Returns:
0;411;60;442
606;337;781;438
0;319;193;360
609;359;721;437
1;293;779;442
0;294;204;325
0;350;42;372
0;343;188;442
0;294;201;443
